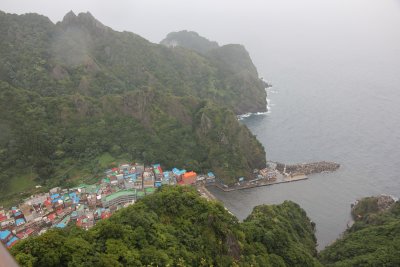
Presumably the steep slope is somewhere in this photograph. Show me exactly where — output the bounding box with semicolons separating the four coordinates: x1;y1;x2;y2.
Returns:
11;186;321;266
319;197;400;266
161;30;268;113
0;11;266;205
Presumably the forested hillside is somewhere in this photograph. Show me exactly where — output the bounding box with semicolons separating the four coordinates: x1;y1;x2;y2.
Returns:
319;196;400;266
11;186;321;267
0;11;267;206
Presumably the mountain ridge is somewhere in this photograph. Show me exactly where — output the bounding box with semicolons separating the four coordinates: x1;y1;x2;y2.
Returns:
0;11;266;206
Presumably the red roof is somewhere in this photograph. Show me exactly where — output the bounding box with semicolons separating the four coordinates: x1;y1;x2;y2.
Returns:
47;213;56;221
101;212;111;220
76;216;87;227
0;215;7;222
44;199;52;207
25;228;34;236
111;168;119;172
16;232;25;239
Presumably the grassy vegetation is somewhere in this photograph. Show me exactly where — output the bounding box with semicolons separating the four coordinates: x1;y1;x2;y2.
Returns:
8;173;37;193
0;172;42;208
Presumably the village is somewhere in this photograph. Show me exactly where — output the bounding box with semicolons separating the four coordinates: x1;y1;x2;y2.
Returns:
0;163;219;250
1;160;339;249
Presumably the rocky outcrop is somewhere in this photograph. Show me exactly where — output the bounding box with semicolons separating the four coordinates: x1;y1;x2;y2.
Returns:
351;195;396;221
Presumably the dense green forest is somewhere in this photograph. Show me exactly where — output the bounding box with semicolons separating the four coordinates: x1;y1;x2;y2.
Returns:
319;196;400;266
0;11;267;206
11;187;400;266
11;186;321;267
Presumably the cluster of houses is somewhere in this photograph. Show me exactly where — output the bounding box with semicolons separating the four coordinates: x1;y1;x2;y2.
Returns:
1;163;216;249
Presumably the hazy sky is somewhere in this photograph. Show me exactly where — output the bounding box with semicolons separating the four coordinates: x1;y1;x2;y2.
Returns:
1;0;400;79
1;0;282;44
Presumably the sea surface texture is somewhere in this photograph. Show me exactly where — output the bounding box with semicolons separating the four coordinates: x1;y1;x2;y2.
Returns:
210;0;400;249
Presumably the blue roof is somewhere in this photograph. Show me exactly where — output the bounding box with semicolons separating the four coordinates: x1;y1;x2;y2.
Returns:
55;223;66;228
14;211;21;217
51;198;61;203
11;207;17;210
6;236;18;247
51;193;60;199
153;163;160;168
0;230;11;240
73;196;80;204
15;218;25;225
55;215;70;228
172;168;186;175
69;192;80;204
208;172;215;178
124;173;137;179
164;171;170;179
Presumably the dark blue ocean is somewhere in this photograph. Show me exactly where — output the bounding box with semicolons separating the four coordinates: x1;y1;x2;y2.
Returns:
209;0;400;249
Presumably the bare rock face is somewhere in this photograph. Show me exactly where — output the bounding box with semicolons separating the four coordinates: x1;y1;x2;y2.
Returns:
376;195;396;211
199;113;213;135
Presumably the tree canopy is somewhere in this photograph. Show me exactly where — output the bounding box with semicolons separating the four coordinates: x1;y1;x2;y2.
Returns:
0;10;267;206
12;186;320;267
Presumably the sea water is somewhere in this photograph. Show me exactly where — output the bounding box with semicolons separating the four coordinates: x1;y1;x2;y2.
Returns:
209;0;400;249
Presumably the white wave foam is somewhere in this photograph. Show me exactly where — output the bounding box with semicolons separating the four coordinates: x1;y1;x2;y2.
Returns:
237;111;268;120
237;84;274;120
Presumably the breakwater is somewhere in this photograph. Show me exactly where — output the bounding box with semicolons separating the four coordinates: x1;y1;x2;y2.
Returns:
275;161;340;175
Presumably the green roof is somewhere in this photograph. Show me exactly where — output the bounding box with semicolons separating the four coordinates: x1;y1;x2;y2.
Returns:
136;191;145;197
104;190;136;202
145;187;156;193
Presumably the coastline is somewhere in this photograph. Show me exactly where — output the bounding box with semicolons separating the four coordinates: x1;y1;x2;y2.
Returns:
209;161;340;192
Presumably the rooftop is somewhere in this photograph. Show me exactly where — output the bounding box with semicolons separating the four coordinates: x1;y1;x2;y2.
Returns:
104;190;136;202
0;230;11;240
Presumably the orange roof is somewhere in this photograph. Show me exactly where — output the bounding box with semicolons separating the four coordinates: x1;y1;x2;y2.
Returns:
183;171;197;179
